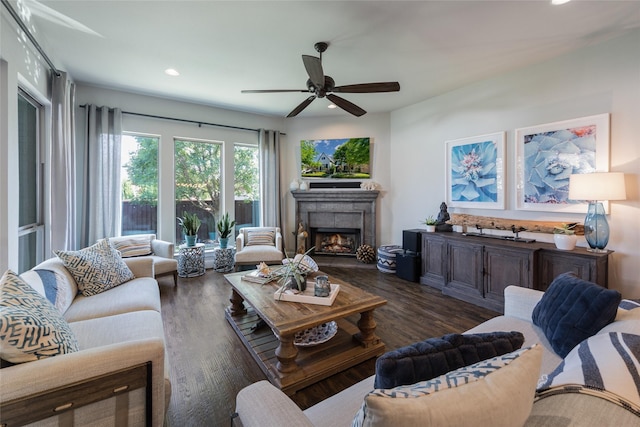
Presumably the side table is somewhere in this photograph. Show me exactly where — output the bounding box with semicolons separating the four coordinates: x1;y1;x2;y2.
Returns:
178;243;205;278
212;247;236;273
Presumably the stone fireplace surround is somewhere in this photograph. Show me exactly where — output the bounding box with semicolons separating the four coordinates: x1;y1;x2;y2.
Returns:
291;189;379;256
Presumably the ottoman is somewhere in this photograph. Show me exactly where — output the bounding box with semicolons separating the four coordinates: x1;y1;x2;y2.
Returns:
377;245;403;273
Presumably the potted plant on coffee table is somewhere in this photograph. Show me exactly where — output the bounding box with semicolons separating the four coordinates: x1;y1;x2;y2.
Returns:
216;212;236;249
553;223;578;251
178;212;201;247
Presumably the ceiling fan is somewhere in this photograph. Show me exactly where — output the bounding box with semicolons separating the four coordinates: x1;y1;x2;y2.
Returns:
241;42;400;117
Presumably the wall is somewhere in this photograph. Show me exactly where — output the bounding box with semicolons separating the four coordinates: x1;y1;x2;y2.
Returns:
283;114;392;250
0;11;52;271
390;30;640;297
75;85;285;243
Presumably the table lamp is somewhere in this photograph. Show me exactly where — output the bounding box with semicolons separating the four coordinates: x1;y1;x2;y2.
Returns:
568;172;626;253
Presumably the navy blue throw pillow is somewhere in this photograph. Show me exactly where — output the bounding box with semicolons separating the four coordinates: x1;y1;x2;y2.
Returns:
532;272;621;358
373;331;524;389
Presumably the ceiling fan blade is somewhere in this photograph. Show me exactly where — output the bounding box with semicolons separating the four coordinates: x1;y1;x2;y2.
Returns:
302;55;324;88
333;82;401;93
242;89;308;93
327;94;366;117
287;96;316;118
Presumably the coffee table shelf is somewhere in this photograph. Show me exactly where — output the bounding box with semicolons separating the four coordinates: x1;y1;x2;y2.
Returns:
223;270;387;395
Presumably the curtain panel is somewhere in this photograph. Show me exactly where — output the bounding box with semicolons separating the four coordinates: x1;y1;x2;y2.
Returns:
259;129;282;234
50;72;76;251
80;105;122;247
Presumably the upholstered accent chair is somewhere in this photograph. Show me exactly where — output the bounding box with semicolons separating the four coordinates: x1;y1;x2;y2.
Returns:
109;234;178;286
234;227;285;269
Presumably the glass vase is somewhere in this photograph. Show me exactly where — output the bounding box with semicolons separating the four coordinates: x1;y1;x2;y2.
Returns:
584;202;609;253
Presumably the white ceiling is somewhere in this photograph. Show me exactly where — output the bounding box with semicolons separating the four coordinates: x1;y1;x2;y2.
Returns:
14;0;640;118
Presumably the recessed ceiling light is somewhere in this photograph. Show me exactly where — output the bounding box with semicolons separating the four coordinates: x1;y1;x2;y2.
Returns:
551;0;571;5
165;68;180;76
327;104;337;109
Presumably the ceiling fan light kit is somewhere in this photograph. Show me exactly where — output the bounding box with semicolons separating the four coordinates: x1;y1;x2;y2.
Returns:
242;41;400;117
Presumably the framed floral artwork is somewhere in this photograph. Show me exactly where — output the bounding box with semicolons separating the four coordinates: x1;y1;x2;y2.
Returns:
445;132;505;210
515;113;610;212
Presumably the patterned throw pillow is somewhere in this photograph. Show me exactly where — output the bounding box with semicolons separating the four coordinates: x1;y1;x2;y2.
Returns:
110;235;153;258
55;238;134;297
19;269;72;314
246;229;275;246
0;270;79;363
352;345;542;427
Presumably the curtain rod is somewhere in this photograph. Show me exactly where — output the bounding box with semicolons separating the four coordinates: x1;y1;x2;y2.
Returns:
1;0;61;77
79;104;265;133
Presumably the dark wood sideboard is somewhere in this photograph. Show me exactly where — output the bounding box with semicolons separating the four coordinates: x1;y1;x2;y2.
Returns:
419;231;610;313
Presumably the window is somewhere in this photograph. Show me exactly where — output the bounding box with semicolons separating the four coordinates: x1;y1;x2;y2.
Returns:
234;143;260;231
174;138;222;244
121;133;159;235
17;89;44;273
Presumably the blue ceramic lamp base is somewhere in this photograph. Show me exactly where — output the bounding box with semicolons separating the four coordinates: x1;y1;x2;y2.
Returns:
583;201;609;253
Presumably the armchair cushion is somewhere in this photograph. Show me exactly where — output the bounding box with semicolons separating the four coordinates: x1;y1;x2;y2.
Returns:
55;238;134;297
532;272;620;357
110;234;153;257
247;229;276;246
374;331;525;389
0;270;79;363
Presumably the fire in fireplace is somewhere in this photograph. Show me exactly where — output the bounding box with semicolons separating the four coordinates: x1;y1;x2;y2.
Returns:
311;228;361;256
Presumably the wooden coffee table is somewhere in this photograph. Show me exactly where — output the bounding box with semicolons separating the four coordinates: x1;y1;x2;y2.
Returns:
224;270;387;395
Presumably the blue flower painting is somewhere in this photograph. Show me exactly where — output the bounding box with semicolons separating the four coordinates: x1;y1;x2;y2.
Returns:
523;125;596;204
450;140;498;203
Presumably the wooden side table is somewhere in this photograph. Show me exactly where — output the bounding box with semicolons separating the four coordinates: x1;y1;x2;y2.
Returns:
178;243;205;277
212;247;236;273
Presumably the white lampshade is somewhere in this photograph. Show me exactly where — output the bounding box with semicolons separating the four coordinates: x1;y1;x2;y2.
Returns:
568;172;627;201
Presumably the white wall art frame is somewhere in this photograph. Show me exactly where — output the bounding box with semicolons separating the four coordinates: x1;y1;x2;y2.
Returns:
515;113;610;213
445;131;505;210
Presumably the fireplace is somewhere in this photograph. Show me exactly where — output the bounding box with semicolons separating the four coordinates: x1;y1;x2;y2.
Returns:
292;189;379;257
312;228;361;256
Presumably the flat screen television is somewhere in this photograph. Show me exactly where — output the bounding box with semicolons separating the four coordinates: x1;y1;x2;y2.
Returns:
300;137;371;180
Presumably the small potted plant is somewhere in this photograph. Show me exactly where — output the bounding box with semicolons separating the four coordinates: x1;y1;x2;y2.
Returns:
273;248;317;296
178;212;201;247
216;212;236;249
553;223;578;251
422;216;437;232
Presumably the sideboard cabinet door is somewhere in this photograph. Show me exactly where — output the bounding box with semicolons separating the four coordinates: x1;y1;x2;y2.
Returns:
483;245;534;312
420;233;446;289
443;240;484;307
537;249;609;291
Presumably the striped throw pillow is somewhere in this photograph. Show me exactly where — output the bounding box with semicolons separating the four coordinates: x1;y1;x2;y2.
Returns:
247;230;275;246
0;270;79;363
111;236;153;258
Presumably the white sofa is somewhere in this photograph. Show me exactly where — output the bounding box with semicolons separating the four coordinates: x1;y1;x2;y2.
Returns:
234;285;640;426
0;256;171;427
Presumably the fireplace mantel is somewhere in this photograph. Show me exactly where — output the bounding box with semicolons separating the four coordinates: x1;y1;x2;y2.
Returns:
291;189;379;253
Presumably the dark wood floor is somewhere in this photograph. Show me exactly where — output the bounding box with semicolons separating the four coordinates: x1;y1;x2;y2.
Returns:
158;260;497;427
